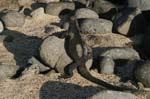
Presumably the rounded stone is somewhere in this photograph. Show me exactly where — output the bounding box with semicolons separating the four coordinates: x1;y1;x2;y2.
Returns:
97;47;140;75
146;95;150;99
113;7;146;36
134;61;150;87
79;18;113;34
45;2;75;16
31;7;45;19
128;0;150;11
61;0;87;8
35;0;59;3
0;0;20;12
89;0;116;14
2;11;25;27
81;33;132;48
100;48;140;60
0;21;4;33
0;65;19;80
100;57;115;74
18;0;32;6
75;8;99;19
39;35;92;73
39;36;72;73
89;90;136;99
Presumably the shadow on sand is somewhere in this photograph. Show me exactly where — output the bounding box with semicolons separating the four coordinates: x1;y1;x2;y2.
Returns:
2;29;43;67
40;81;104;99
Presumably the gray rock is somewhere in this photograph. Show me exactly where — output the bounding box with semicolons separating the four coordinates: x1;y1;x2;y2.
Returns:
0;0;20;12
2;11;25;27
100;56;115;74
128;0;150;11
35;0;59;3
89;0;116;14
27;57;50;73
0;21;4;33
45;2;75;16
61;0;87;5
100;47;140;60
18;0;32;6
95;47;140;74
0;64;19;80
31;7;45;19
113;7;146;36
147;95;150;99
39;36;72;73
63;8;99;30
39;35;92;73
89;90;136;99
79;18;113;34
118;60;138;80
75;8;99;19
76;0;87;6
81;33;132;48
134;60;150;87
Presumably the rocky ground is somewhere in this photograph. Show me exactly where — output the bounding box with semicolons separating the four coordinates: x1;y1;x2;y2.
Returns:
0;71;148;99
0;0;150;99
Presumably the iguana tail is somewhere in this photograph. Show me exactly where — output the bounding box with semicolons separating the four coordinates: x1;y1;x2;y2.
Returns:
77;65;149;93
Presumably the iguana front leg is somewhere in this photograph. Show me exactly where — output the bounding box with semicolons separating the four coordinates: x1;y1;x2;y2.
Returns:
60;62;79;78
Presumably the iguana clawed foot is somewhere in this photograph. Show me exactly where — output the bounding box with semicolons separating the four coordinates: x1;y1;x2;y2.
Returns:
58;73;73;79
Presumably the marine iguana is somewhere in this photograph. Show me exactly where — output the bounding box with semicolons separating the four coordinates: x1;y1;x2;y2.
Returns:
60;16;150;92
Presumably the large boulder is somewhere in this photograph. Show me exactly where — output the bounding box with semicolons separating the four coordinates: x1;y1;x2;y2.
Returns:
39;36;72;73
39;35;93;73
79;18;113;34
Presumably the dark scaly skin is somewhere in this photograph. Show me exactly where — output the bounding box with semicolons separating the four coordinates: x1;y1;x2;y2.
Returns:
61;16;150;93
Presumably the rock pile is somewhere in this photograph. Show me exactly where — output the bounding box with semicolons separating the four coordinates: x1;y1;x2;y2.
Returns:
0;0;150;99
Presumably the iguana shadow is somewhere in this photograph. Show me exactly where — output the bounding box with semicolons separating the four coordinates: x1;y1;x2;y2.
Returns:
40;81;104;99
2;29;42;68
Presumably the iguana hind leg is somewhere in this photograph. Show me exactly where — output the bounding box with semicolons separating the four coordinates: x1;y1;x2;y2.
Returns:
60;62;78;78
60;55;87;78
